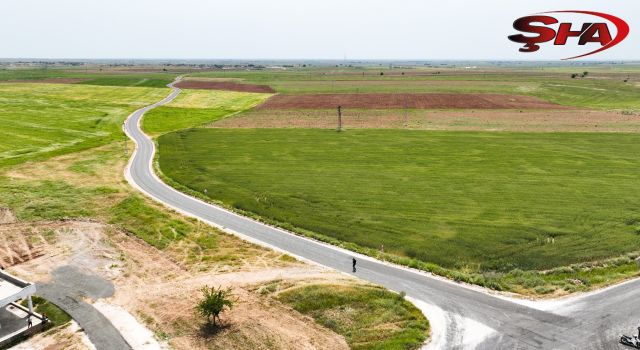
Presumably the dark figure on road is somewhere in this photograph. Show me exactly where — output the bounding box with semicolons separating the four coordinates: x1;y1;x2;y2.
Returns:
352;257;357;273
27;316;32;328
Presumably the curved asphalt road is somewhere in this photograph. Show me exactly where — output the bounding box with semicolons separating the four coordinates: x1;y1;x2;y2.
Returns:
124;78;636;349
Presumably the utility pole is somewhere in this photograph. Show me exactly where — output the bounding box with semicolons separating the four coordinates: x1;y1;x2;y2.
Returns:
337;105;342;132
404;100;409;128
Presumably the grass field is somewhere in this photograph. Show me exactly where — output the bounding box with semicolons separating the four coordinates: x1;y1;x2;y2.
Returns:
0;83;167;167
158;129;640;272
143;89;272;135
276;284;428;350
0;68;177;87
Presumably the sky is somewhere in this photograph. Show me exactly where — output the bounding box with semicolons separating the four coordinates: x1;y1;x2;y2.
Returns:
1;0;638;60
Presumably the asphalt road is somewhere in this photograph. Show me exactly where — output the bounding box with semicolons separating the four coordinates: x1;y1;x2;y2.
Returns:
37;266;130;350
124;78;636;349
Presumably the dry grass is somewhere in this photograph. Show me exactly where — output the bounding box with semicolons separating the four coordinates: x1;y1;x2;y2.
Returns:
163;89;271;109
11;321;93;350
4;142;294;273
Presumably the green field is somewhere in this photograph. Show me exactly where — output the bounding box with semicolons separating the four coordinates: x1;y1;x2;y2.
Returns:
0;83;168;167
143;89;271;135
0;68;177;87
158;129;640;271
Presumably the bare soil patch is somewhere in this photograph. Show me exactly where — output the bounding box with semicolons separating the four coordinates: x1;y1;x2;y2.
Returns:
258;93;564;109
0;207;16;224
214;108;640;132
134;268;351;350
175;80;275;93
12;321;94;350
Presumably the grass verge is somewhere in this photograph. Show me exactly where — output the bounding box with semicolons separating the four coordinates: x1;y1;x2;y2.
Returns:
276;284;429;350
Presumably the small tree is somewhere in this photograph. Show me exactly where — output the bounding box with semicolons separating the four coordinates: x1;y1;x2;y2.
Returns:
197;285;234;327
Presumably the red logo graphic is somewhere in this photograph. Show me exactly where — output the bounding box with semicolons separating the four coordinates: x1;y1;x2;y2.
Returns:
508;10;629;60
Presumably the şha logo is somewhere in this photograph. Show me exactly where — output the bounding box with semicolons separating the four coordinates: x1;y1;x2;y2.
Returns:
508;11;629;60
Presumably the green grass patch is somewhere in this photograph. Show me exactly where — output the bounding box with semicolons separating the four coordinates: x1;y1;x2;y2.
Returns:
0;178;96;221
158;129;640;272
21;296;71;329
32;296;71;328
109;194;190;249
277;284;428;350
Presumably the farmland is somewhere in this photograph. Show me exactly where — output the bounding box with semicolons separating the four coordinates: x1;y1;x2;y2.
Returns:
214;108;640;132
154;65;640;294
0;83;167;167
256;93;563;109
143;88;272;135
158;128;640;272
191;67;640;110
0;68;178;87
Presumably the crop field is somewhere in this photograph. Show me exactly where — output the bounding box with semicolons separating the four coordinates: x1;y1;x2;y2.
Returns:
158;128;640;271
143;89;272;135
0;83;167;167
0;68;177;87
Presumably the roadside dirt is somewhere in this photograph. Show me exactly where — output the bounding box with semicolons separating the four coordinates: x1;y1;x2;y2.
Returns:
175;80;275;93
214;108;640;132
257;93;565;109
11;321;95;350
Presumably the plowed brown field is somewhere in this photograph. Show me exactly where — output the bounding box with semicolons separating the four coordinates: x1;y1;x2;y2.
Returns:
258;93;565;109
175;80;275;93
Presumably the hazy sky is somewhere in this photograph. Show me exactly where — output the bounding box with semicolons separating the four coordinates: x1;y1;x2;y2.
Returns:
1;0;638;60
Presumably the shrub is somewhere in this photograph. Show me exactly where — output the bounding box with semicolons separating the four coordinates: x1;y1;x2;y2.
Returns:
196;285;234;326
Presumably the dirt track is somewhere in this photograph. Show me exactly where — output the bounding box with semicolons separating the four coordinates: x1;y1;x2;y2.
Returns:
258;93;565;109
175;80;275;93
